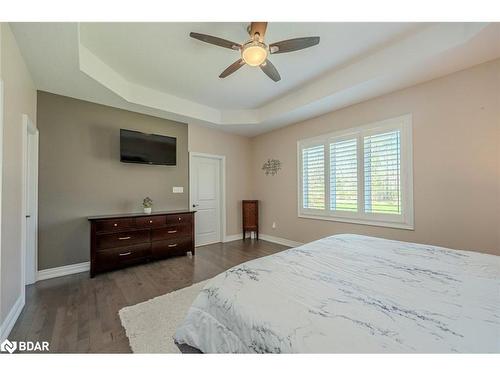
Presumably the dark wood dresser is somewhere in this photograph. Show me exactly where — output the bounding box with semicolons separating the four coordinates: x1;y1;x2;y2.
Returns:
88;210;195;277
242;200;259;240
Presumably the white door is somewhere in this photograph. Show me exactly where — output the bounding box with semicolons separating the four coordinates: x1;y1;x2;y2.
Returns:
190;154;222;246
23;115;38;285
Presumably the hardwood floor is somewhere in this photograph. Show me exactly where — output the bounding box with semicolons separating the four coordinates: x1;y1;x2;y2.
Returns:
8;239;288;353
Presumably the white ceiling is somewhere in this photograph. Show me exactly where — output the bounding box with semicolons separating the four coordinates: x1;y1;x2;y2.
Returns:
10;22;500;136
79;22;420;110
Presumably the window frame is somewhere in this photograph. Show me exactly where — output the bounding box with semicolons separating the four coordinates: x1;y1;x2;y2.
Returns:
297;114;414;230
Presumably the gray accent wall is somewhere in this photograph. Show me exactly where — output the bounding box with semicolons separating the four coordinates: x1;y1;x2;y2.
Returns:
37;91;189;270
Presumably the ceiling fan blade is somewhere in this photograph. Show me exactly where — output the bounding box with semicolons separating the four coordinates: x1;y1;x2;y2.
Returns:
269;37;320;54
189;32;241;50
219;59;245;78
250;22;268;41
260;59;281;82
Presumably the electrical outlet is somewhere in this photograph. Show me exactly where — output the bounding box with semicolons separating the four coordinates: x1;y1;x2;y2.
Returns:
272;222;276;229
172;186;184;193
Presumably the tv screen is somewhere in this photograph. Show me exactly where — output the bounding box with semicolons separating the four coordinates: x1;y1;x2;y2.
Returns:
120;129;176;166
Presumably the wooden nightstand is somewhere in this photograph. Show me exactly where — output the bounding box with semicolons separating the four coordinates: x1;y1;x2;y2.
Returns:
242;200;259;240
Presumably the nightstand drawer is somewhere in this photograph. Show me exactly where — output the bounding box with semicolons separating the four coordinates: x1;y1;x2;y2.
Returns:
96;229;150;250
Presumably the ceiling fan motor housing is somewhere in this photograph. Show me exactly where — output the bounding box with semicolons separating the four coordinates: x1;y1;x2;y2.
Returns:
241;40;268;66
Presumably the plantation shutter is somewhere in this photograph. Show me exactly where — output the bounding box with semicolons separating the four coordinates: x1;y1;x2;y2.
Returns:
364;130;402;214
330;138;357;212
302;145;325;210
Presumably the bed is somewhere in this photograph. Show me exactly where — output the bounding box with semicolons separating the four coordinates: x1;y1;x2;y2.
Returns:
174;234;500;353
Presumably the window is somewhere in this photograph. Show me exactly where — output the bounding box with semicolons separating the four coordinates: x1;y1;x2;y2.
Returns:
364;130;401;215
298;115;413;229
330;138;357;212
302;145;325;210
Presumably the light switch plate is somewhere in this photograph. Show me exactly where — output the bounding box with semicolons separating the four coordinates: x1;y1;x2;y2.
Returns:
173;186;184;193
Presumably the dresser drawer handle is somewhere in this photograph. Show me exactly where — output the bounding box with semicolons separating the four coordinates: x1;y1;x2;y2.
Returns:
149;220;153;224
119;252;132;256
167;230;177;234
113;223;118;227
118;236;131;240
168;244;178;248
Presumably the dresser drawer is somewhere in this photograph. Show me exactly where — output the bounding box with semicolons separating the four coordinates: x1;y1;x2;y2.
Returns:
96;229;150;250
152;224;191;241
95;218;135;233
95;243;150;271
166;213;192;225
151;236;192;259
135;215;166;228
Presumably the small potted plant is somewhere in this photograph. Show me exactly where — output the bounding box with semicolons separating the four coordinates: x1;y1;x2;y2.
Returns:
142;197;153;214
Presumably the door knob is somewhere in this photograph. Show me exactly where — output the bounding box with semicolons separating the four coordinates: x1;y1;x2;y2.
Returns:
192;204;199;208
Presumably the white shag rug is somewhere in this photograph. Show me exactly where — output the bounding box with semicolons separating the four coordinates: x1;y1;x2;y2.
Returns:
119;281;206;353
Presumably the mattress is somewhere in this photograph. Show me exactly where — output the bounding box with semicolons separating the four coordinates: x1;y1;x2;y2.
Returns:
174;234;500;353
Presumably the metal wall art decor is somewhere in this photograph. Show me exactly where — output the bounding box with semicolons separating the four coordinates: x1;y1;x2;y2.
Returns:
262;159;282;176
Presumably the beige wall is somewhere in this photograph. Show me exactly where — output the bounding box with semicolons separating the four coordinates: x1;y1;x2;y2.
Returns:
251;59;500;255
0;24;37;323
37;92;189;270
188;123;253;237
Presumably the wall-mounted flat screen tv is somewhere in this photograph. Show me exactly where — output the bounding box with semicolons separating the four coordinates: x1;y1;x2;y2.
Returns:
120;129;176;166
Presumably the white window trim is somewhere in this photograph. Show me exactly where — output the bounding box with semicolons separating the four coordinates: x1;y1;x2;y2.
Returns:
297;114;414;230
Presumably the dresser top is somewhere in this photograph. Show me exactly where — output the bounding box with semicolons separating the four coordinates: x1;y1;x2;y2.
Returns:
88;210;195;221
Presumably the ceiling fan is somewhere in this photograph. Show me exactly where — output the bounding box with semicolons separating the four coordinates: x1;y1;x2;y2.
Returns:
189;22;320;82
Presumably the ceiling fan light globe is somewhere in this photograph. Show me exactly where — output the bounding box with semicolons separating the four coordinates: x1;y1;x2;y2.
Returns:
241;41;268;66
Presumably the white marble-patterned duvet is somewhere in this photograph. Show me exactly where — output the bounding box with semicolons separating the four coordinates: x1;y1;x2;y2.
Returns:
174;234;500;353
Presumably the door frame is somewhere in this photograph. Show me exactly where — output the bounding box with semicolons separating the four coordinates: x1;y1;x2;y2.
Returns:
189;152;226;246
21;114;39;285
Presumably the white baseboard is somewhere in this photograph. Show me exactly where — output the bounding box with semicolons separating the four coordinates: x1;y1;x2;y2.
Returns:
224;232;303;248
0;293;25;341
223;233;243;242
196;233;244;245
224;232;267;242
259;234;303;248
36;261;90;282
